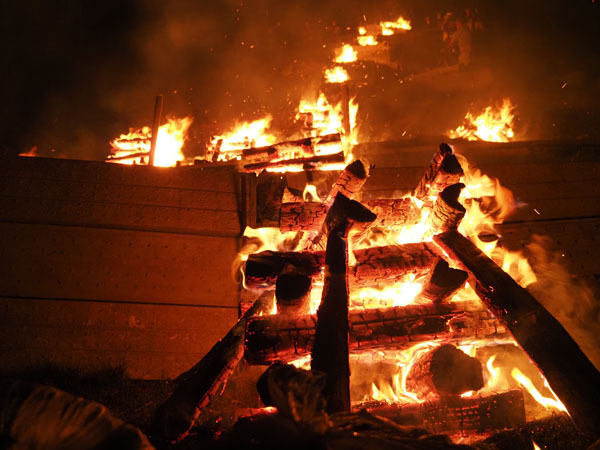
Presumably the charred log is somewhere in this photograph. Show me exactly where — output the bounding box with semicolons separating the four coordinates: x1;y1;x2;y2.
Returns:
412;143;463;203
275;266;312;315
241;133;340;161
244;242;439;289
434;230;600;438
405;344;484;399
312;194;375;413
428;183;466;234
280;198;420;232
324;159;369;205
419;259;468;303
245;304;505;365
153;292;272;443
363;389;526;435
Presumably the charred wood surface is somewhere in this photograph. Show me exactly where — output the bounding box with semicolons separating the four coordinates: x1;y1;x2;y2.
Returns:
428;183;466;234
363;389;526;435
275;267;312;315
153;292;272;443
405;344;484;398
419;259;468;303
240;133;341;160
311;227;351;412
324;159;369;205
245;303;505;365
281;198;420;232
244;243;439;289
434;230;600;438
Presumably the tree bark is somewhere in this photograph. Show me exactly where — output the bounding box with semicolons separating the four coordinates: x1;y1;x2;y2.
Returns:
434;230;600;439
428;183;466;234
412;143;464;203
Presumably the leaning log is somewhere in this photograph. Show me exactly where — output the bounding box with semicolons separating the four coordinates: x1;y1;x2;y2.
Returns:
412;143;464;202
244;242;439;289
312;193;376;413
405;344;484;399
245;303;505;365
434;230;600;438
242;151;345;173
153;292;272;443
324;159;369;205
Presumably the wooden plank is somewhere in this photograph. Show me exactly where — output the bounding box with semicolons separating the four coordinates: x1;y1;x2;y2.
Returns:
0;195;241;235
0;223;240;306
0;176;239;212
0;156;241;193
0;297;237;379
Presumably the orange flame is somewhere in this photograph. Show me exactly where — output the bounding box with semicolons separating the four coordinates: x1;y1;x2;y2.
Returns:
19;146;38;157
335;44;357;63
450;99;516;143
511;368;568;413
108;116;193;167
380;16;412;35
324;66;349;84
208;116;277;162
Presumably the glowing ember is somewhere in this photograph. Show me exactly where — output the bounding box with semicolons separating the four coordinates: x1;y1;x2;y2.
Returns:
107;116;193;167
334;44;357;63
380;16;412;35
449;98;516;143
324;66;349;84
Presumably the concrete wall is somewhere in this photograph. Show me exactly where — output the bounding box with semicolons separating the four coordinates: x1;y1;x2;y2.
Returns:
0;156;244;379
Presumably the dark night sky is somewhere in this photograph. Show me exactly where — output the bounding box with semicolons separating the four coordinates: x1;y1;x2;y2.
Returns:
1;0;599;159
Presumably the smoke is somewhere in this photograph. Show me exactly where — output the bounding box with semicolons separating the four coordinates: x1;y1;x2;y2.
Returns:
1;0;600;159
525;234;600;370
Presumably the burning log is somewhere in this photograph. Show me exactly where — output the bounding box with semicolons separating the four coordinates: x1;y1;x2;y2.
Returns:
275;266;312;315
324;159;369;205
434;230;600;438
311;193;376;413
244;242;439;289
280;198;420;232
419;259;469;303
242;151;344;173
412;143;464;203
405;344;484;399
153;291;272;443
245;250;324;287
428;183;466;234
241;133;341;161
245;303;505;365
148;94;163;167
364;389;526;434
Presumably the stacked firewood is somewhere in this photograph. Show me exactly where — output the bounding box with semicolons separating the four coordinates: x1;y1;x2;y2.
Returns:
152;143;600;446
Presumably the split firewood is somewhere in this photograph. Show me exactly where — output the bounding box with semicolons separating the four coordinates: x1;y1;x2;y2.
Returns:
245;303;505;365
419;259;468;303
428;183;466;234
275;265;312;315
364;389;526;435
324;159;369;205
434;230;600;438
153;291;272;444
242;151;345;173
413;143;464;203
244;242;439;289
405;344;484;399
311;193;376;413
280;198;420;232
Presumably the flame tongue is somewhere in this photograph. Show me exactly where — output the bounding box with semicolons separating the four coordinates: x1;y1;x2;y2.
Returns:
449;99;516;143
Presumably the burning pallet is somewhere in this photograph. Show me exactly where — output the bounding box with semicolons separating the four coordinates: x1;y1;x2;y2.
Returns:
153;144;600;445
